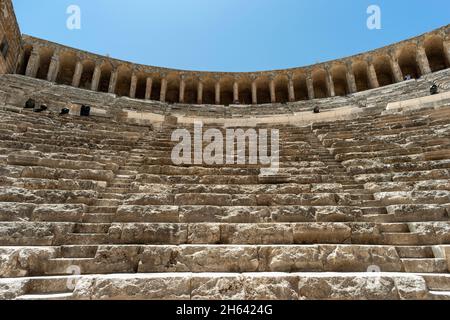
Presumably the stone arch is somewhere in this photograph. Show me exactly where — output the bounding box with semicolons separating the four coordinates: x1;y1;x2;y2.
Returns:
398;45;421;79
312;69;328;99
165;73;180;104
79;60;95;90
353;61;370;92
35;47;53;80
274;75;289;103
135;73;147;100
293;72;308;101
220;76;234;106
424;35;449;72
238;77;252;105
373;55;394;86
150;75;162;101
115;65;132;97
18;45;32;75
56;51;77;85
202;78;215;105
184;76;198;104
256;76;271;104
331;64;348;96
98;62;113;93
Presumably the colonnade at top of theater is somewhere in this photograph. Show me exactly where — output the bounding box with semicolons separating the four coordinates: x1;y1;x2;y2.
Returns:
16;28;450;106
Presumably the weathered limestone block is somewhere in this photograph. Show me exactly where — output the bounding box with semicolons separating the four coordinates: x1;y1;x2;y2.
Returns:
354;174;393;183
393;276;429;300
311;183;343;193
298;221;350;244
187;223;221;244
34;190;98;205
0;202;35;221
179;206;270;223
139;246;259;273
342;159;388;174
0;187;42;203
0;247;58;278
364;182;413;192
191;274;299;300
410;222;450;243
32;204;87;222
259;246;323;272
0;279;27;300
298;275;398;300
393;169;450;182
130;183;173;194
174;194;232;206
13;178;107;191
0;222;59;245
91;246;141;274
316;206;363;222
350;223;382;244
386;204;447;222
270;206;316;222
220;224;294;244
374;191;450;205
115;205;179;223
0;165;23;178
73;274;191;300
259;193;336;206
124;194;174;206
113;223;188;245
21;166;115;182
322;245;402;272
230;194;257;206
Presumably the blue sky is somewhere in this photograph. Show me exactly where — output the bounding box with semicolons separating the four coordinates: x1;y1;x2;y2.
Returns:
12;0;450;72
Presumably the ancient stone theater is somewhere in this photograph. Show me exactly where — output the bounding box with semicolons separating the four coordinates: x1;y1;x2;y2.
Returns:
0;0;450;300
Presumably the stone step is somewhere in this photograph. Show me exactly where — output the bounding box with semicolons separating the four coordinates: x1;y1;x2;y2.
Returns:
94;199;121;207
87;206;117;214
99;193;125;200
64;234;110;245
381;233;420;245
429;291;450;300
379;223;410;233
396;246;435;258
16;292;74;300
73;223;110;234
60;245;98;258
422;274;450;291
82;213;115;223
401;258;448;273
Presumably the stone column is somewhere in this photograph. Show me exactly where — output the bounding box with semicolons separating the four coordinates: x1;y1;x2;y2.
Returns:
306;72;315;100
215;80;221;105
345;62;357;93
416;44;431;75
91;63;102;91
47;54;60;83
108;69;118;94
129;72;138;98
443;40;450;67
145;77;153;100
389;52;403;83
269;76;276;103
233;80;239;102
25;48;40;78
72;61;83;87
160;76;168;102
325;67;335;97
197;79;203;105
179;75;186;103
287;74;295;102
367;60;379;89
251;79;258;105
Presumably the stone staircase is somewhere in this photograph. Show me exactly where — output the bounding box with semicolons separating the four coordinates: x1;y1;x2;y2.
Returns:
0;74;449;300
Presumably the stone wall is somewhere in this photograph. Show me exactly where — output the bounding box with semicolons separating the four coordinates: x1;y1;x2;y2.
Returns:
0;0;21;74
17;24;450;106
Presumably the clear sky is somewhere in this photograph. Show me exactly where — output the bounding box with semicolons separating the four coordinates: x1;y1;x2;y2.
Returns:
11;0;450;72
